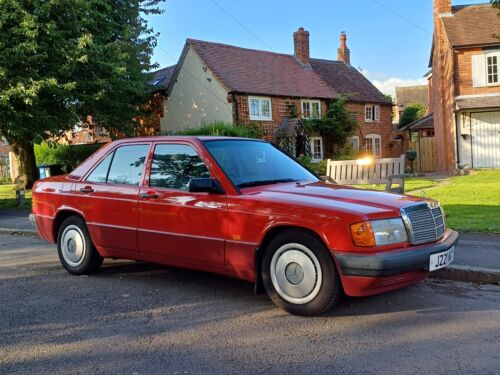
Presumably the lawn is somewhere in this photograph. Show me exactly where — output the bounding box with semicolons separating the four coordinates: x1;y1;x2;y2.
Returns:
0;184;32;210
423;171;500;233
351;177;439;193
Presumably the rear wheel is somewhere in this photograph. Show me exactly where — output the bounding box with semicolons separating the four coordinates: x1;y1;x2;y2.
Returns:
57;216;103;275
262;230;341;316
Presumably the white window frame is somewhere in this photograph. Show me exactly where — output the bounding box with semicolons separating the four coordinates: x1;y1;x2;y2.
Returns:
365;105;380;122
310;136;324;162
248;96;272;121
486;52;500;86
350;135;360;153
365;133;382;157
301;100;321;119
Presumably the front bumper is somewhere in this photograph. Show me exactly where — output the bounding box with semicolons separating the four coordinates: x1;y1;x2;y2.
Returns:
335;229;459;277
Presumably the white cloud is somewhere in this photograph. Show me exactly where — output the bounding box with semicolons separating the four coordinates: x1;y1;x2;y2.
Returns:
360;70;427;97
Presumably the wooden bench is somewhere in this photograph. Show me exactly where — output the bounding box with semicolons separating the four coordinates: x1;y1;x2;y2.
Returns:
325;155;406;193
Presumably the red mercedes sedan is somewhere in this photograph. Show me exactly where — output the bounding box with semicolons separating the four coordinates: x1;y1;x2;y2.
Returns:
30;137;458;315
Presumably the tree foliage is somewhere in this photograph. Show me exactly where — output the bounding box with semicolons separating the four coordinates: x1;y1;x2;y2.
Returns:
0;0;163;188
399;103;427;128
306;97;358;158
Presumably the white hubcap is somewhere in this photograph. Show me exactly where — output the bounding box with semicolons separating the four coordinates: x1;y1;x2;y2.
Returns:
270;243;322;305
61;225;86;267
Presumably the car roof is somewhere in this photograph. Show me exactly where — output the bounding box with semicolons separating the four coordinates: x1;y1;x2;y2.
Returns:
110;135;267;144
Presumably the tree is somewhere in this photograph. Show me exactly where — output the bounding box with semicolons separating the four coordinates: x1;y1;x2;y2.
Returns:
399;103;427;129
0;0;163;188
307;97;358;158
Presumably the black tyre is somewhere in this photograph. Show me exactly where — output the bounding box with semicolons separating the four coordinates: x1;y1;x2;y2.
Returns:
261;230;341;316
57;216;103;275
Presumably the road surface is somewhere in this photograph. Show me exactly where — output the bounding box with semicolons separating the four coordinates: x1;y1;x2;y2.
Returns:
1;234;499;374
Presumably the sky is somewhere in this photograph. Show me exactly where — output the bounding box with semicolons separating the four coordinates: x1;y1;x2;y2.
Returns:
146;0;489;96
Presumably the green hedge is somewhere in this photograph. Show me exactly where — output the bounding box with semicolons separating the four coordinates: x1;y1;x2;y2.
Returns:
35;143;105;173
165;121;263;139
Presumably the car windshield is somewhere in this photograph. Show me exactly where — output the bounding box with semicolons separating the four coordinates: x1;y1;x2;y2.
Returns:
203;139;319;188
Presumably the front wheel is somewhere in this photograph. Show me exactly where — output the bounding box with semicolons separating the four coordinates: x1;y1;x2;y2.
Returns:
57;216;103;275
262;230;341;316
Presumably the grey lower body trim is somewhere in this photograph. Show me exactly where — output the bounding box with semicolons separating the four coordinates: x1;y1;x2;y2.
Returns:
335;229;459;277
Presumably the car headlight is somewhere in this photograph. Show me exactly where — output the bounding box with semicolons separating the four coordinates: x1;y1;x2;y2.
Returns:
350;218;408;247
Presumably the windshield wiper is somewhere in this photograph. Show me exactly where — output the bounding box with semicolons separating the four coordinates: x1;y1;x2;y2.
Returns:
236;178;297;188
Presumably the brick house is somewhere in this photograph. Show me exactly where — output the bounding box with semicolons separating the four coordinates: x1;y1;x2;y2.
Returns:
430;0;500;172
160;28;394;160
394;85;429;125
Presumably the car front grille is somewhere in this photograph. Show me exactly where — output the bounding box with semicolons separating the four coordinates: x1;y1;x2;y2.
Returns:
401;203;445;245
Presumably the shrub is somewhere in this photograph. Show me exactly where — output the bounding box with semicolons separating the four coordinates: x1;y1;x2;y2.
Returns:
35;143;105;173
305;97;358;159
297;156;328;176
164;121;263;139
399;103;426;128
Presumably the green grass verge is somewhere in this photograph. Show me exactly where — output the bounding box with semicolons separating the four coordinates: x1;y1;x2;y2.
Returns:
0;184;32;210
351;177;439;193
423;171;500;233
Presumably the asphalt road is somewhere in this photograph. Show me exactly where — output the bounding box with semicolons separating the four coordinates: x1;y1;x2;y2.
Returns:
1;234;499;375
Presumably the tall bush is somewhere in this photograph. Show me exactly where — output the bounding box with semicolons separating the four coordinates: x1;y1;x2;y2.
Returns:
306;97;358;159
35;143;104;173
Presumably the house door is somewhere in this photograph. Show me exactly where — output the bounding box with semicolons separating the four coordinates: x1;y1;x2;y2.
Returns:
471;112;500;168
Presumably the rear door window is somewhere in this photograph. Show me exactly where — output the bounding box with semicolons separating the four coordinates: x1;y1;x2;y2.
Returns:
150;144;210;190
106;144;150;185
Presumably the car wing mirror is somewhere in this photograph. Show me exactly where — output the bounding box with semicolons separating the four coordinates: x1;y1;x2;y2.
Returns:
189;178;225;194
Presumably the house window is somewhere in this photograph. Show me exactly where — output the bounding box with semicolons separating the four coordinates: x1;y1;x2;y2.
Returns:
487;55;499;85
350;135;360;153
301;100;321;119
310;137;323;162
350;112;358;122
365;105;380;122
248;96;272;121
365;134;381;157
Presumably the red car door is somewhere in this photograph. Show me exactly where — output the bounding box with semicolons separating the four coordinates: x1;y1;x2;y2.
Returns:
73;143;151;255
137;142;227;265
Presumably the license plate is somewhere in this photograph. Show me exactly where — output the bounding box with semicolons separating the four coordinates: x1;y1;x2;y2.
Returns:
429;246;455;271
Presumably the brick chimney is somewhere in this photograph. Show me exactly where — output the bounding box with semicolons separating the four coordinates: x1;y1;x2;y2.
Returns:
434;0;452;18
337;31;350;65
293;27;310;65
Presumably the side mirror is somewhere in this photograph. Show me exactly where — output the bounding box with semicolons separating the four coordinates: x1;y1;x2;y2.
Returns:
189;178;225;194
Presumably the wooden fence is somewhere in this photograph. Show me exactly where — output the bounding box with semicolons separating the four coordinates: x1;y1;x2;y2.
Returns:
410;137;436;172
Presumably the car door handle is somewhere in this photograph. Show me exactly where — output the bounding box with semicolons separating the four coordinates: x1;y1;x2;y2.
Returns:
140;191;159;199
79;186;94;193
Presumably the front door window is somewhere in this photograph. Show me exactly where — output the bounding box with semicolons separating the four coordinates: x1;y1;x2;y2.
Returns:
150;144;210;190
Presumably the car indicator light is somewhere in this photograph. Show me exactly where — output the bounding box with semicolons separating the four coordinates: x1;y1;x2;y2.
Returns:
350;221;376;247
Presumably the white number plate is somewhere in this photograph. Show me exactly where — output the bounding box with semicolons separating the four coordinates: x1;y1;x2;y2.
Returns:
429;246;455;271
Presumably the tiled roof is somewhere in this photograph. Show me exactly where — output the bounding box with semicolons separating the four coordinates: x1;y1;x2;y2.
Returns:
188;39;338;99
404;113;434;131
161;38;390;103
456;95;500;109
310;59;391;104
395;85;429;110
149;65;176;89
443;4;500;47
